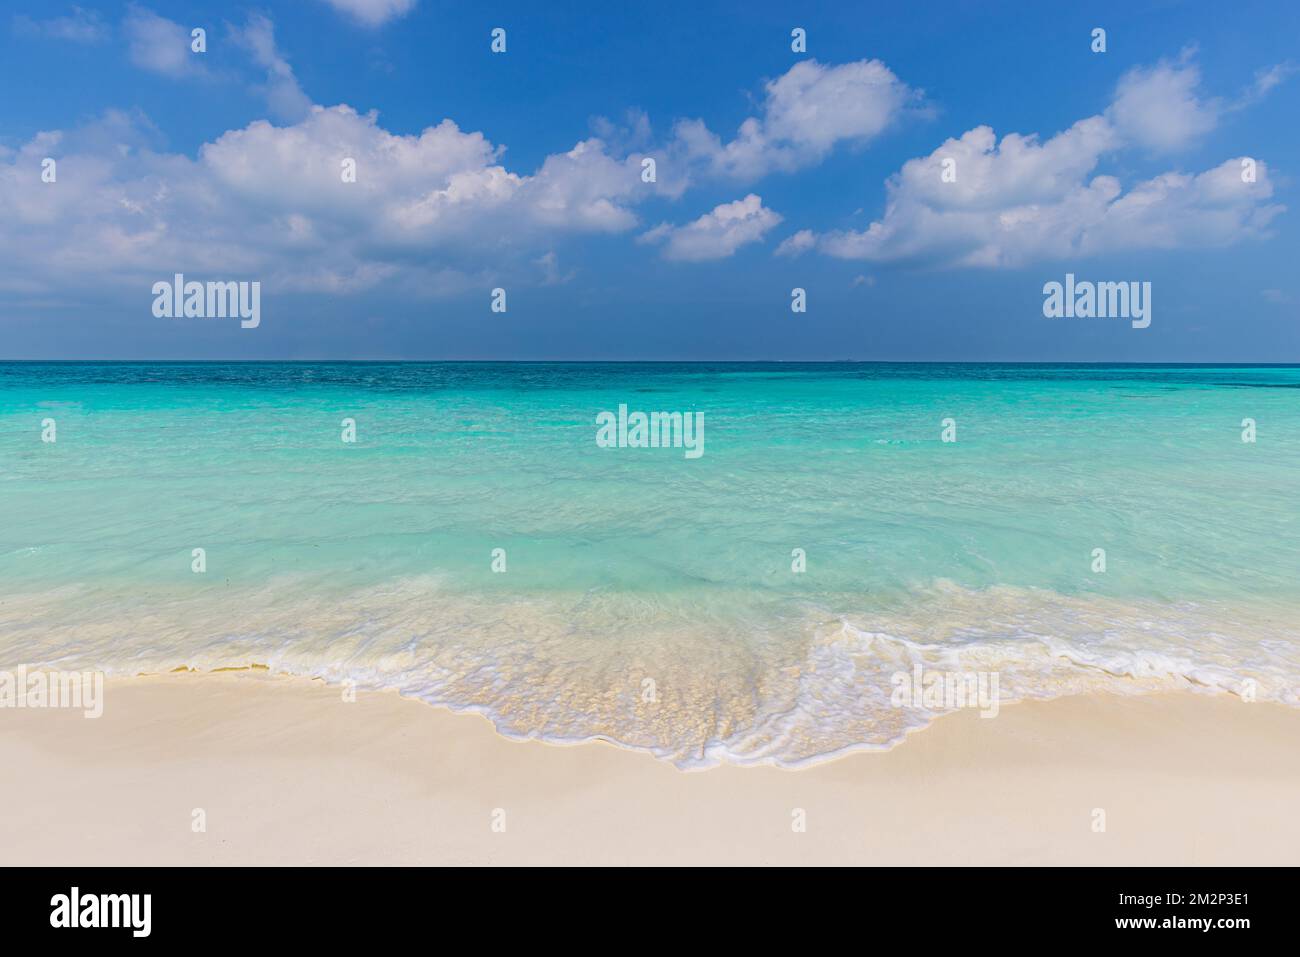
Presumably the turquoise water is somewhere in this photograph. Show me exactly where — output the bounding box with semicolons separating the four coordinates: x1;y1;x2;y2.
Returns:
2;362;1298;765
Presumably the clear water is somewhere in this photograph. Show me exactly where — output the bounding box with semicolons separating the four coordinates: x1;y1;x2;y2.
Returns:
2;362;1297;766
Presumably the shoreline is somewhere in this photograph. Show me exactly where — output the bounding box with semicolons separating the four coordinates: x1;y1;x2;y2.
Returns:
3;672;1298;865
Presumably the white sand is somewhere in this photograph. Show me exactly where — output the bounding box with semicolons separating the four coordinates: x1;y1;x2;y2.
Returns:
2;672;1298;865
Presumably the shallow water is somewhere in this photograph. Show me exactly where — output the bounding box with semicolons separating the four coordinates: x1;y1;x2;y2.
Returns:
3;362;1298;766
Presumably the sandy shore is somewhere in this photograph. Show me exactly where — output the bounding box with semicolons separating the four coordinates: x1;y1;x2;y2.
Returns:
2;672;1298;865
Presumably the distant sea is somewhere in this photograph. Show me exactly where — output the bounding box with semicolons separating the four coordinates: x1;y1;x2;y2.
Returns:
3;362;1297;766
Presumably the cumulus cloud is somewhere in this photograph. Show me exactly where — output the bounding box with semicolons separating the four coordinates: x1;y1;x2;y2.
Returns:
124;6;202;77
816;137;1279;268
516;138;646;232
0;103;653;298
1102;51;1293;153
1079;159;1282;253
1106;55;1220;153
774;229;816;257
671;59;918;181
3;30;1284;301
121;10;327;125
0;35;924;304
12;6;108;43
318;0;417;28
797;55;1284;269
640;194;781;261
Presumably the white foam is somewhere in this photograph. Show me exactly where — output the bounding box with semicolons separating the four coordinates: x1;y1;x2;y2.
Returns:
2;577;1296;768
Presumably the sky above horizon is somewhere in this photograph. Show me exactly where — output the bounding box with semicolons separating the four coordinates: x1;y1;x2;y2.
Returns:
1;0;1298;361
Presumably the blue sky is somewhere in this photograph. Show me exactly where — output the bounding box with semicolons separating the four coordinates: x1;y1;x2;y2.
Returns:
1;0;1297;360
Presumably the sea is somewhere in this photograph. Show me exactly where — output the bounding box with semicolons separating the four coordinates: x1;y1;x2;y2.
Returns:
2;361;1297;767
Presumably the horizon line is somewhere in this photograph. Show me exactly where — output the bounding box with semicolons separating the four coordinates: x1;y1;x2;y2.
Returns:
2;358;1300;367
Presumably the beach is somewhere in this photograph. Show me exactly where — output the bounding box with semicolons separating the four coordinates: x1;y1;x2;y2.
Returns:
3;672;1298;866
3;362;1298;865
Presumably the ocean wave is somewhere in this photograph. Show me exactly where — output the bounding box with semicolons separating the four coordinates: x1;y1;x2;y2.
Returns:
2;577;1296;768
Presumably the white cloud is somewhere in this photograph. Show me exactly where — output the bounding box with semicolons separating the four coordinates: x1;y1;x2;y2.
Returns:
1106;55;1220;153
672;59;917;181
0;101;654;299
3;35;1284;302
816;142;1279;268
12;6;108;43
516;139;644;232
641;194;781;261
124;6;202;77
894;119;1118;212
6;39;917;298
774;229;816;257
763;59;914;152
318;0;417;28
232;14;312;123
798;55;1283;269
1079;159;1283;254
121;10;312;122
1247;62;1296;99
